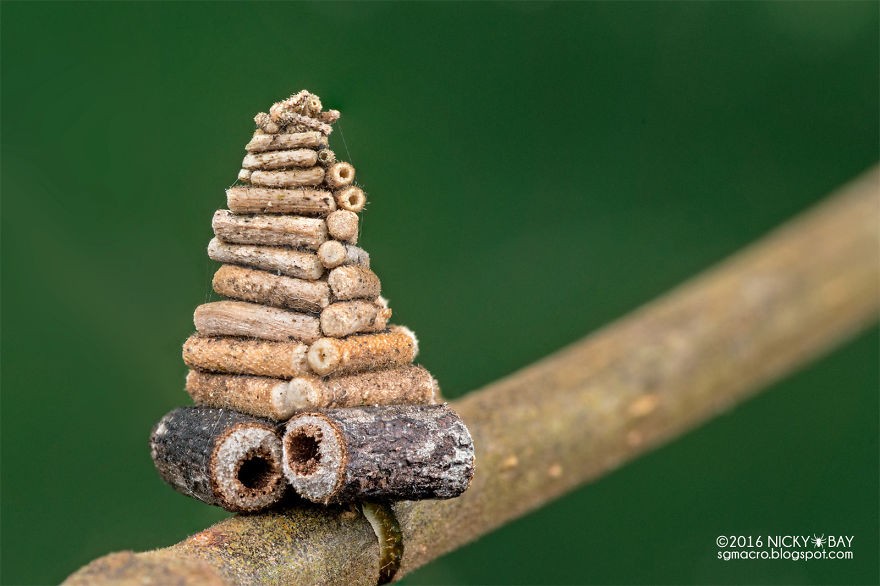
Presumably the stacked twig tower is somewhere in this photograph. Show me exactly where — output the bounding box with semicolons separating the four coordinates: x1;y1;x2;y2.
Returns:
150;91;474;512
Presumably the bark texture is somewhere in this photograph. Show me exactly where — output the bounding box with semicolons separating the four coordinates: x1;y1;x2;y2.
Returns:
286;365;439;412
64;168;880;586
326;210;359;243
241;149;318;170
212;210;328;250
194;301;321;343
183;335;310;379
249;167;325;188
226;186;336;215
328;265;381;301
207;238;324;280
321;301;391;338
149;407;286;512
317;241;370;269
282;405;474;504
307;328;417;376
212;265;330;312
186;370;297;420
246;130;327;152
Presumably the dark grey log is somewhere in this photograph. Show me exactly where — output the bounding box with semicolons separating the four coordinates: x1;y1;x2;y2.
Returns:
281;404;474;504
150;407;286;512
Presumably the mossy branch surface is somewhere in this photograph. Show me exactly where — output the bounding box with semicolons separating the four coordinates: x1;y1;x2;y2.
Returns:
64;167;880;586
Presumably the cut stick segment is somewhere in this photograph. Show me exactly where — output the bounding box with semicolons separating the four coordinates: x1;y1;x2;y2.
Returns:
212;265;330;313
335;186;366;213
242;149;317;170
328;265;381;301
186;365;438;420
183;335;309;378
212;210;327;250
207;238;324;280
307;327;417;376
316;149;336;166
326;210;359;243
254;113;279;134
249;167;325;188
282;405;474;504
186;370;297;421
292;365;437;409
320;300;391;338
324;162;355;188
194;301;321;343
226;186;336;215
150;407;286;512
317;241;370;269
246;130;327;152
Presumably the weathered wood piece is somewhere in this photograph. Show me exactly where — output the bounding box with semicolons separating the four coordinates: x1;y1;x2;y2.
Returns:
212;210;328;250
307;327;417;376
226;186;336;215
255;110;334;136
242;149;318;170
186;365;438;420
326;210;359;243
282;405;474;504
212;265;330;313
249;166;325;188
261;112;333;136
335;186;366;213
149;407;286;512
194;301;321;343
317;241;370;269
321;300;391;338
183;335;309;379
327;265;381;301
261;89;340;129
324;162;356;188
317;149;336;166
287;365;438;413
270;90;322;121
186;371;298;420
246;130;327;153
207;238;324;280
254;113;279;134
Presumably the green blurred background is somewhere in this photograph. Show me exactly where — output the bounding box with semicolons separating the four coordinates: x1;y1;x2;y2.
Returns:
2;2;877;584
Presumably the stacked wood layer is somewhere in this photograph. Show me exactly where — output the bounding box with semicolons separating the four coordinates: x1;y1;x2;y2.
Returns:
151;90;473;511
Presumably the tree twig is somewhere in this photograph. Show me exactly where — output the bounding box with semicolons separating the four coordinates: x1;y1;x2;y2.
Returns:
64;166;880;586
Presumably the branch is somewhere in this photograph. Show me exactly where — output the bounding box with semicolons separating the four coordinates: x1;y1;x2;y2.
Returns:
65;166;880;585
